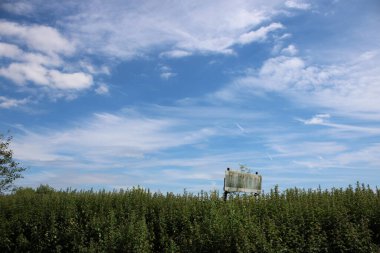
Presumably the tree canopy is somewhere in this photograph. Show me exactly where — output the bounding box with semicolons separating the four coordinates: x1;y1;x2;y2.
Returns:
0;133;26;194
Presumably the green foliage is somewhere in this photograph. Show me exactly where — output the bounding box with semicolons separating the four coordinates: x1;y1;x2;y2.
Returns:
0;133;26;194
0;183;379;252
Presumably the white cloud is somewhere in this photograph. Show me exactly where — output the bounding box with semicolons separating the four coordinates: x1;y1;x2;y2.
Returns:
0;96;28;109
0;20;74;55
259;56;305;82
215;52;380;120
302;114;330;125
0;63;93;90
95;84;109;95
80;61;110;75
0;42;62;66
0;62;49;85
49;70;93;90
160;72;176;80
22;52;62;67
160;50;192;58
0;21;110;98
281;44;298;55
0;42;23;58
159;65;171;72
159;65;176;80
285;0;311;10
238;22;284;45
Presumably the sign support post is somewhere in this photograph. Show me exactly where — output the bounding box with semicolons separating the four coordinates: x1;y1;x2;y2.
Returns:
223;168;230;201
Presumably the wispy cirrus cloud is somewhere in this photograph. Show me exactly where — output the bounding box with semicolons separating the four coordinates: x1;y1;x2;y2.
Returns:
2;0;312;60
11;102;265;171
54;0;290;58
12;111;218;164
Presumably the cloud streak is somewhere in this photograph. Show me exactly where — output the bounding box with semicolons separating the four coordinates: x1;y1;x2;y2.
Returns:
12;111;219;164
299;114;380;135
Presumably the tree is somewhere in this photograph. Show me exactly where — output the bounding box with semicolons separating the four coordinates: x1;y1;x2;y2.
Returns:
0;133;26;194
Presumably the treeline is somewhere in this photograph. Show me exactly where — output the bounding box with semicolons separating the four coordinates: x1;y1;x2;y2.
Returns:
0;183;379;252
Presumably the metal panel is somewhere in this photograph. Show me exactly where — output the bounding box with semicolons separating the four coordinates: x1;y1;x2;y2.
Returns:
224;170;262;193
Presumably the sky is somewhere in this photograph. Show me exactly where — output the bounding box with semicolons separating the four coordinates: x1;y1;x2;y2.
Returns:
1;0;380;193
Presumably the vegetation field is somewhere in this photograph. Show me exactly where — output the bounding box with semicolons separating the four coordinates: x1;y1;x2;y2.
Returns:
1;183;380;252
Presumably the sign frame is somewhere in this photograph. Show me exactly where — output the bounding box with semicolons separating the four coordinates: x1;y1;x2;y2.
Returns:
223;169;262;196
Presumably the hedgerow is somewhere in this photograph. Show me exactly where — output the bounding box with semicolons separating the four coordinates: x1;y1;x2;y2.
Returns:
0;183;379;252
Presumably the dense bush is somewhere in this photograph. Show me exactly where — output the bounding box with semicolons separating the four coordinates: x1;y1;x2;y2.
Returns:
0;183;379;252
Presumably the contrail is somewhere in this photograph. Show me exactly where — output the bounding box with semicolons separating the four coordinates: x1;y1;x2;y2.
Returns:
235;123;245;132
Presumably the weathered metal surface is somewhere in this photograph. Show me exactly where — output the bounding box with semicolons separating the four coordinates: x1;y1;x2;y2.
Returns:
224;170;262;194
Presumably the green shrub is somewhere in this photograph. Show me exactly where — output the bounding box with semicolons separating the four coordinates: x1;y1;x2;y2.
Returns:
0;184;379;252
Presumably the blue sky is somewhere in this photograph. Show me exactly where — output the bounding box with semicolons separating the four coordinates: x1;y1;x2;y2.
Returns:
1;0;379;193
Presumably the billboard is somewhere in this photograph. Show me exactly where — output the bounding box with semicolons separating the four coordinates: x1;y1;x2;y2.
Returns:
224;170;262;194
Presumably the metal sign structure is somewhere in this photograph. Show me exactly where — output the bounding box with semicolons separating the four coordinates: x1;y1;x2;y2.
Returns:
223;168;262;200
